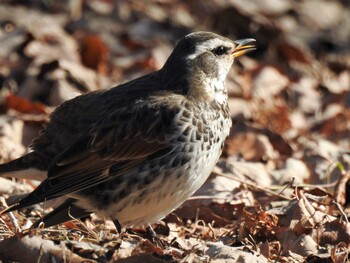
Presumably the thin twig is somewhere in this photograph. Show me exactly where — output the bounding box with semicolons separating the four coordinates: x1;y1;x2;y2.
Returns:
213;171;292;201
8;211;21;233
272;177;295;202
332;200;349;224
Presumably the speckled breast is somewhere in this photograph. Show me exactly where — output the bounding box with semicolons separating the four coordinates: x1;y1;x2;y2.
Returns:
75;100;232;227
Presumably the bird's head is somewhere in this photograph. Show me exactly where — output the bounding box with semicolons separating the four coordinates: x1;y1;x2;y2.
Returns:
162;32;255;103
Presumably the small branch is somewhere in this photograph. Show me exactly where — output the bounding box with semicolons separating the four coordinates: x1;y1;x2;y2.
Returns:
212;171;292;201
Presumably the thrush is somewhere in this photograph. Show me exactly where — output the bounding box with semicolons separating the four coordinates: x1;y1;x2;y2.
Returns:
0;32;255;230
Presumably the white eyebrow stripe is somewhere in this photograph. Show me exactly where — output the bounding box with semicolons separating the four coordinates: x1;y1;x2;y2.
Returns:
186;38;232;60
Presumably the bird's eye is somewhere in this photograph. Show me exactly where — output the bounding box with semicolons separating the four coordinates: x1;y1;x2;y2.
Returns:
212;46;229;56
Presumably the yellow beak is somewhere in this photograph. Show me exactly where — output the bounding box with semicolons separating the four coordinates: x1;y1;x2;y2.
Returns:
231;38;256;58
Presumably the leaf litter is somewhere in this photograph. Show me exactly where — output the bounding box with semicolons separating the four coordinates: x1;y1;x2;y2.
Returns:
0;0;349;262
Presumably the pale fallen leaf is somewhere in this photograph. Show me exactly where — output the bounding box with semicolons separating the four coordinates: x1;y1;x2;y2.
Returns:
228;97;252;119
321;70;350;94
298;0;345;30
0;235;87;262
289;77;320;114
115;253;174;263
282;233;318;257
0;116;25;163
270;158;309;184
229;161;272;187
193;169;241;204
206;242;268;263
252;66;289;101
0;178;32;195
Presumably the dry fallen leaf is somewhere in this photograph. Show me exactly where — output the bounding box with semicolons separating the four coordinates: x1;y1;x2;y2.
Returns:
79;34;110;74
0;1;349;262
206;242;269;263
0;235;87;262
6;93;48;114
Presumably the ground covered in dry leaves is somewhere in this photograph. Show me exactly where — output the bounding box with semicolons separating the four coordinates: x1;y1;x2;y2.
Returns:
0;0;349;262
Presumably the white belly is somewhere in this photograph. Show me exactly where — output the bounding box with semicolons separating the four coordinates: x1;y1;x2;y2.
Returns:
103;131;226;227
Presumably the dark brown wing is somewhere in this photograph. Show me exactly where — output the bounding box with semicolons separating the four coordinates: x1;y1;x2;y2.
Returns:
29;71;164;170
5;101;178;212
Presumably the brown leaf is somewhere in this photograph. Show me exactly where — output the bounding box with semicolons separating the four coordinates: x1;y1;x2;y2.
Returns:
312;110;350;142
277;41;312;64
79;34;109;74
6;93;48;114
315;220;350;246
239;209;279;242
224;121;293;160
333;170;350;205
252;99;292;134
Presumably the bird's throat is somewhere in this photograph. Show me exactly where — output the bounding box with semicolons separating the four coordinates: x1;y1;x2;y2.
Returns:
188;74;228;105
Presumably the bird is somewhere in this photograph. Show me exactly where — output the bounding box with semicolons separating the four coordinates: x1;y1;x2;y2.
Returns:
0;32;255;231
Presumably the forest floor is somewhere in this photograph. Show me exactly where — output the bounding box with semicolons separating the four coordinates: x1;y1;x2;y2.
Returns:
0;0;349;262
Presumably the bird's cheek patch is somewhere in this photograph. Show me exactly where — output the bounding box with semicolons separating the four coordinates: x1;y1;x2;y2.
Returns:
196;53;219;77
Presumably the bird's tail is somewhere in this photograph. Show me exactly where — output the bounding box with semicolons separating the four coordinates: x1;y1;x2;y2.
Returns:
31;198;91;228
0;153;46;181
0;155;30;173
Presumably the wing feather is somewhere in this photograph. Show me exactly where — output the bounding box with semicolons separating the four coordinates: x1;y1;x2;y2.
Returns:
7;102;177;211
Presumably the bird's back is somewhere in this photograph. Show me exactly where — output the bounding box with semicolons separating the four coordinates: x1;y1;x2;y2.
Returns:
31;71;166;168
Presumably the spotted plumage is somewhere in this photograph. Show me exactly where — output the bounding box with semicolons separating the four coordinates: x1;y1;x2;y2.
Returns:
0;32;255;229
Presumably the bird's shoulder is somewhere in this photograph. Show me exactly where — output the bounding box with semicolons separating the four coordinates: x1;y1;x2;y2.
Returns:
90;90;187;145
49;71;188;125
